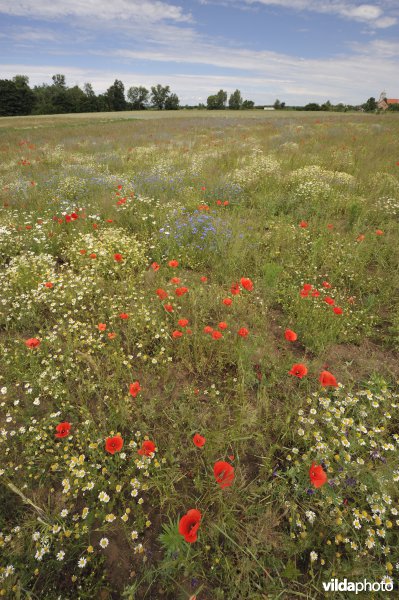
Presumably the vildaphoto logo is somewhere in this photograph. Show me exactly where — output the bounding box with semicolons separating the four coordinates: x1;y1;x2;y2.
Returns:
322;578;393;594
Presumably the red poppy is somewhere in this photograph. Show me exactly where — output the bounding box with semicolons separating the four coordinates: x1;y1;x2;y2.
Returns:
327;224;334;230
156;288;168;300
303;284;312;291
168;259;179;267
216;200;222;205
299;220;308;228
223;298;232;306
171;277;181;284
172;330;183;338
71;212;78;220
92;223;98;229
200;276;208;282
214;461;235;489
178;318;189;327
311;290;320;297
89;253;97;259
164;304;173;312
175;287;188;296
138;440;156;456
289;363;308;378
240;277;254;292
129;381;141;397
300;289;309;297
284;329;297;342
25;338;40;349
114;253;123;262
223;201;229;206
119;312;129;319
178;509;201;543
333;307;343;315
238;327;249;337
212;331;223;340
108;332;117;340
324;297;335;306
356;234;365;242
98;323;106;331
319;370;338;387
65;215;72;223
44;282;53;289
79;249;87;255
322;281;331;289
106;219;113;223
218;322;228;330
231;282;240;295
204;326;213;334
117;184;123;190
376;229;384;236
151;262;160;271
55;422;71;438
105;435;124;454
193;433;206;448
309;463;328;488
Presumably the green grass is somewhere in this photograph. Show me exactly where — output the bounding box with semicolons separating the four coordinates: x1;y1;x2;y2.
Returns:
0;110;398;599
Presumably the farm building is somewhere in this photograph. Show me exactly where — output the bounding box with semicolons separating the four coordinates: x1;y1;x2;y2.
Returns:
377;91;399;110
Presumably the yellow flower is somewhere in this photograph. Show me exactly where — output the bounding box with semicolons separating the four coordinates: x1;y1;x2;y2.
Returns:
87;546;94;553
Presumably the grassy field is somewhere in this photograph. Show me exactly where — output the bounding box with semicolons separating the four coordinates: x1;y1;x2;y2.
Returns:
0;109;399;599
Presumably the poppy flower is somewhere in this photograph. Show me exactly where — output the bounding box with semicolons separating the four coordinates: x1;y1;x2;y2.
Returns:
107;332;117;340
172;330;183;338
212;331;223;340
322;281;331;289
119;312;129;319
356;234;365;242
223;201;229;206
300;289;309;298
231;282;240;295
156;288;168;300
303;284;312;291
216;200;222;205
151;262;160;271
55;422;71;438
106;219;113;223
214;461;235;489
309;463;328;488
25;338;40;349
89;253;97;259
79;249;87;255
114;253;123;262
65;215;72;223
238;327;249;337
327;224;334;230
175;287;188;296
223;298;232;306
299;220;308;228
138;440;156;456
319;370;338;387
324;297;335;306
218;322;228;330
289;363;308;378
178;509;201;543
240;277;254;292
193;433;206;448
284;329;297;342
204;326;213;334
98;323;107;331
376;229;384;236
44;282;53;289
164;304;173;312
333;307;343;315
129;381;141;397
200;276;208;282
311;290;320;297
171;277;181;285
168;259;179;268
71;212;78;220
178;318;189;327
105;435;123;454
117;184;123;190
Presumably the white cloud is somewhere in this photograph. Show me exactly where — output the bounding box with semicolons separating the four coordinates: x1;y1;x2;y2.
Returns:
0;0;192;23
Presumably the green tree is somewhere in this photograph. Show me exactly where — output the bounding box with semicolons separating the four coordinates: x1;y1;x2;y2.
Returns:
207;89;227;110
242;99;255;109
106;79;127;111
363;97;377;112
304;103;321;111
164;93;180;110
81;83;99;112
321;100;332;111
228;89;243;110
52;74;66;88
127;86;149;110
150;84;170;110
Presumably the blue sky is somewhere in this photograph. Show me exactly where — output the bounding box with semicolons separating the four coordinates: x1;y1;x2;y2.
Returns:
0;0;398;105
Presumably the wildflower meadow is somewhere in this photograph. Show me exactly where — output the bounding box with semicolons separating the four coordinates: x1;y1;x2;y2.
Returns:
0;110;399;599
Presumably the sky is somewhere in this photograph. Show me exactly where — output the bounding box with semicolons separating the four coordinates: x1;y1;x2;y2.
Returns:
0;0;398;105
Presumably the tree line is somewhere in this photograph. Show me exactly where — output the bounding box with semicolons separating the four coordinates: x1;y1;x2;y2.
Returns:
0;75;397;116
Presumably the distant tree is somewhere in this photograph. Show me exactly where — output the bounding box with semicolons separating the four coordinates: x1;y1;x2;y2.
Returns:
335;103;346;112
97;93;110;112
52;74;66;88
363;97;377;112
207;89;227;110
228;89;243;110
150;84;170;110
164;93;180;110
106;79;127;111
242;99;255;109
0;77;35;116
321;100;332;111
304;103;321;111
388;103;399;112
81;83;99;112
127;86;149;110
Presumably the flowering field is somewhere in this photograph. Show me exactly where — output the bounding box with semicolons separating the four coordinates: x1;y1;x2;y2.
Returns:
1;110;399;599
